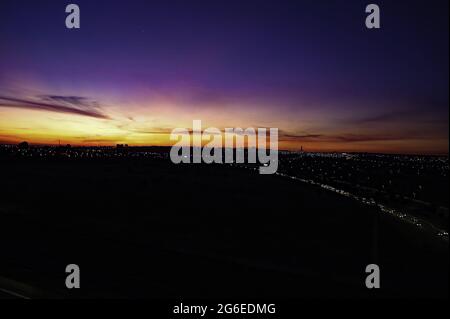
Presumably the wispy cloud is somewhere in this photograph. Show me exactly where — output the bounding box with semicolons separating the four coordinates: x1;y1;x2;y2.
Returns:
0;95;110;119
344;109;448;126
278;130;426;143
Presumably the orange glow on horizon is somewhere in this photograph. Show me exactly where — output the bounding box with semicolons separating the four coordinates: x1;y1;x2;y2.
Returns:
0;98;448;155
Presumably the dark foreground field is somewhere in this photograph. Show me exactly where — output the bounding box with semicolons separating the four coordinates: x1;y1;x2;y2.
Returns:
0;158;448;298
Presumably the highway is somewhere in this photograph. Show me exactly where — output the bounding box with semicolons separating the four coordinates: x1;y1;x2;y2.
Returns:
0;287;29;299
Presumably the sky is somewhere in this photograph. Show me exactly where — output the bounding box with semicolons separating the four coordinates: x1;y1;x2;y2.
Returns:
0;0;448;154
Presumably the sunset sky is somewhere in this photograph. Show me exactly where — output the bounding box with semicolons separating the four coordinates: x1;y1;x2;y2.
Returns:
0;0;448;154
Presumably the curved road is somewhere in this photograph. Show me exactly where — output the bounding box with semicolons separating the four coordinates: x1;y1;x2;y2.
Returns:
0;287;28;299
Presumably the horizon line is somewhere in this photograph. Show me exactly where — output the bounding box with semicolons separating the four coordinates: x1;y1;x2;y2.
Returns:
1;142;448;157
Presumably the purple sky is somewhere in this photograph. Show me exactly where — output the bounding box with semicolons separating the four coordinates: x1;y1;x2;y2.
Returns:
0;0;448;153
